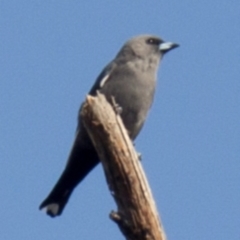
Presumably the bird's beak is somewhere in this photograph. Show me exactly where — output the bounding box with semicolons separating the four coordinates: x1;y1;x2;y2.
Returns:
159;42;179;53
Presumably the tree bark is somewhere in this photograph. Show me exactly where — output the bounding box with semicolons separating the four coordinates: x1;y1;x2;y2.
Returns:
81;93;166;240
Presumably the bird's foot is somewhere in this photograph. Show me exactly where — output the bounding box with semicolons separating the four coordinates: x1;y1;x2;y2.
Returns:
111;97;122;115
137;152;142;161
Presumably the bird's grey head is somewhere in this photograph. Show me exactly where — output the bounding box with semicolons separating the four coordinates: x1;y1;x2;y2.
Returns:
116;35;179;64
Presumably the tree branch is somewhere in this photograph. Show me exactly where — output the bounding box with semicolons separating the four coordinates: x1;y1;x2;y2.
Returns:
81;93;166;240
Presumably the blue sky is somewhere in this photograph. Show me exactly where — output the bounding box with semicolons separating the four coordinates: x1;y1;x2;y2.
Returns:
1;1;239;239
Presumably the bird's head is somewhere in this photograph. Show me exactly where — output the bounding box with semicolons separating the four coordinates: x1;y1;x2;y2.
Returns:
117;35;179;61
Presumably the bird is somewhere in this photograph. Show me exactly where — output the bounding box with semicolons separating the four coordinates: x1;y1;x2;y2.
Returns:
39;34;179;217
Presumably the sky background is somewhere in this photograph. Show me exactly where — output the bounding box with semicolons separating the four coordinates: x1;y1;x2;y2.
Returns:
1;1;240;239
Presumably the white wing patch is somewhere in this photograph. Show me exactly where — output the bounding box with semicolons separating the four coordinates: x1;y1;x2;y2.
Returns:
99;73;110;88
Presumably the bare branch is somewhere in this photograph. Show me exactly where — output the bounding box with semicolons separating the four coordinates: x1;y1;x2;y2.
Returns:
81;93;166;240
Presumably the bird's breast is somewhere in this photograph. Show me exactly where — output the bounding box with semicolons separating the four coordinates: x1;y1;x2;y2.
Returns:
100;66;156;139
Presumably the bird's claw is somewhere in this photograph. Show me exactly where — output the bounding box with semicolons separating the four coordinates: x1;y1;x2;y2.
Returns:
111;97;122;115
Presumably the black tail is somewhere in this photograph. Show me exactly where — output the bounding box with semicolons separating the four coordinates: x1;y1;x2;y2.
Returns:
39;137;99;217
39;186;73;217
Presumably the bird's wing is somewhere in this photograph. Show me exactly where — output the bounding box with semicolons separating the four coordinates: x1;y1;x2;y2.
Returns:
89;61;117;95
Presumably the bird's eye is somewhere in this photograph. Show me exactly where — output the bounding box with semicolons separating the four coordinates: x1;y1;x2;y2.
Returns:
147;38;161;45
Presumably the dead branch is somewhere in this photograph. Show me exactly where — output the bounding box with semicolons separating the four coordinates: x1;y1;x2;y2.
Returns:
81;93;166;240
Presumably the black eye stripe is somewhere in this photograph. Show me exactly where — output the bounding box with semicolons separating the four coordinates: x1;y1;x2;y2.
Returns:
147;38;162;45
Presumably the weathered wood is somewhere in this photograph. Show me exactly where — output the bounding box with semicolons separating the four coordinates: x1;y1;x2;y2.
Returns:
81;93;166;240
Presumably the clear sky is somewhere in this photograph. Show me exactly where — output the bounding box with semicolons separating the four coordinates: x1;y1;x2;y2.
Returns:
1;1;239;239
